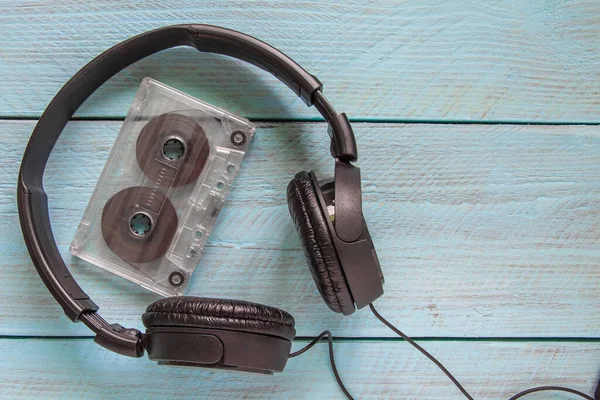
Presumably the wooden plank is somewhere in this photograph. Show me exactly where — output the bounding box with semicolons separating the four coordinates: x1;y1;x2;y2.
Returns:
1;121;599;337
1;1;600;122
0;338;598;399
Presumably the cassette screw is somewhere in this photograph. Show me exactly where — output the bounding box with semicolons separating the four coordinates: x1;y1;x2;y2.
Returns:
230;131;247;147
168;271;185;287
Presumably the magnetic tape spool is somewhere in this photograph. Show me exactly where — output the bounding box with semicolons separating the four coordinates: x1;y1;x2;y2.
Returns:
101;186;178;264
136;113;210;188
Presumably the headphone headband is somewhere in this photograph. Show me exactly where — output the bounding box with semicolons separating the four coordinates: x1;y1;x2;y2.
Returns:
17;24;358;357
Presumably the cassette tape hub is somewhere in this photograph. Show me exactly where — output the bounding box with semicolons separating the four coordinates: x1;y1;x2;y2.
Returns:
70;78;256;296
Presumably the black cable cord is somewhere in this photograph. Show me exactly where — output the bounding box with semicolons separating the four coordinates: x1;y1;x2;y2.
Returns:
508;386;594;400
369;303;475;400
290;306;597;400
289;330;354;400
370;303;597;400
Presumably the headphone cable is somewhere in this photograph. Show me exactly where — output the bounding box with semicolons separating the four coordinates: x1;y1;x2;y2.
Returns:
369;303;596;400
287;305;475;400
508;386;594;400
289;330;354;400
369;303;475;400
290;305;597;400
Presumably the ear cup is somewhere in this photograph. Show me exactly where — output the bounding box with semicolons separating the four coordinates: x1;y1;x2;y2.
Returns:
142;297;295;340
286;171;355;315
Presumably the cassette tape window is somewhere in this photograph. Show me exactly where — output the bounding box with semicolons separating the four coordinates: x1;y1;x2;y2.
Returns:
70;78;256;296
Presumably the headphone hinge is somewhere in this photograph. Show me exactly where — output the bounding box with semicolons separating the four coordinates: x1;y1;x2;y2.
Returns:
328;113;358;163
94;322;144;358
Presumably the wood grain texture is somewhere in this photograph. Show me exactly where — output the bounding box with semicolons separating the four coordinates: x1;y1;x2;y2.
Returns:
0;1;599;122
1;120;599;337
0;339;598;399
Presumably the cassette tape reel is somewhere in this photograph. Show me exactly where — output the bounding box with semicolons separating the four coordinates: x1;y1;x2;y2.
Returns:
70;78;256;296
136;112;210;188
101;186;178;264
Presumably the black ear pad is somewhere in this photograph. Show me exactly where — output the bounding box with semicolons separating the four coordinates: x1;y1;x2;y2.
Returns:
286;171;355;315
142;297;296;340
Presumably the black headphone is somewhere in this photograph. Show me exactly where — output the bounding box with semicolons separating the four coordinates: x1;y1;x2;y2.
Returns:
17;25;384;374
18;24;599;400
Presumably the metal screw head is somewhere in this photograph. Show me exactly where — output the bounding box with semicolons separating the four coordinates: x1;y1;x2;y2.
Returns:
230;131;247;147
168;271;185;287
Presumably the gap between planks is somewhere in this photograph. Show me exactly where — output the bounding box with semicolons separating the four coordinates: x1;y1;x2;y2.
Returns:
2;336;600;343
2;116;600;125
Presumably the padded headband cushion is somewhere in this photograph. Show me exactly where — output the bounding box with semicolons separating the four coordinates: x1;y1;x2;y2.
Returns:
286;171;354;315
142;297;296;341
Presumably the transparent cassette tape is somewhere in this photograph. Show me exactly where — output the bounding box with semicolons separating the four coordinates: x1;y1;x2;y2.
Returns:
70;78;255;296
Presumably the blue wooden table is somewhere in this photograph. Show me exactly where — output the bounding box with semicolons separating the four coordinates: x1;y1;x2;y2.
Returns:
1;1;599;399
